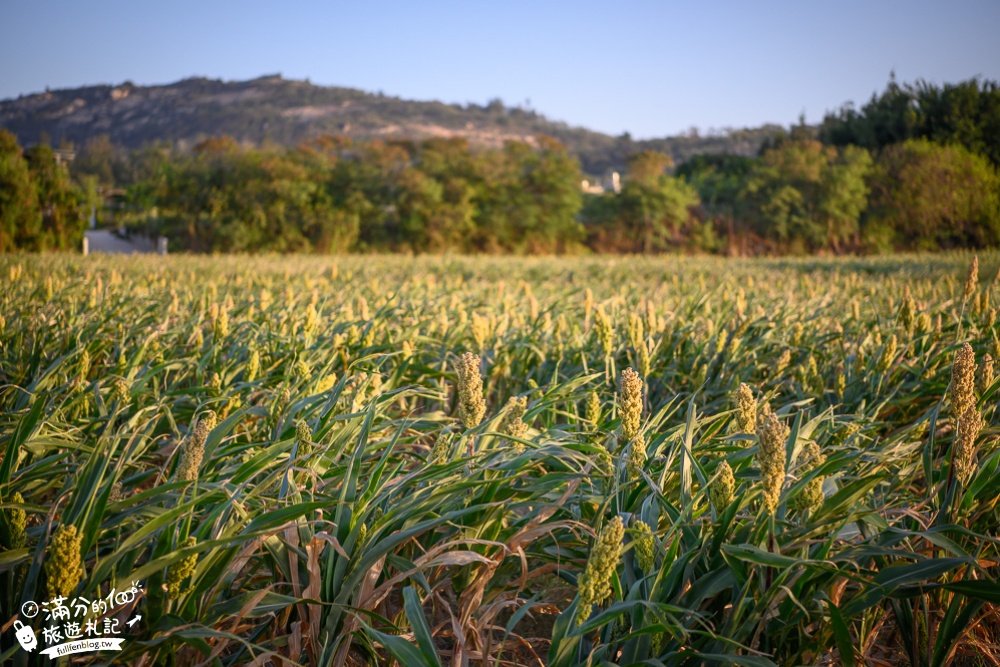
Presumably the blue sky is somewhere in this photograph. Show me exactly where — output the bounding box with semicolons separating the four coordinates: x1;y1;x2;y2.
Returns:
2;1;998;138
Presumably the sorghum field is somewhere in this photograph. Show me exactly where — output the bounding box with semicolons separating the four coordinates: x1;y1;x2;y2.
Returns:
2;253;1000;667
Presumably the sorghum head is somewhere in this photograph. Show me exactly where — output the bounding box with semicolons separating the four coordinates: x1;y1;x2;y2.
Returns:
177;410;216;482
246;348;260;382
964;254;979;302
711;460;736;514
575;516;624;626
112;376;129;402
954;407;984;486
977;353;994;397
899;286;915;332
627;312;644;351
45;523;83;599
756;412;788;515
430;432;452;462
735;383;757;434
791;442;826;512
79;349;90;382
456;352;486;429
950;343;977;418
2;492;27;550
274;386;291;418
915;312;931;334
877;334;897;373
619;368;643;442
636;342;651;378
632;520;655;573
166;536;198;598
594;307;614;359
303;304;319;338
315;373;338;393
499;396;529;448
212;305;229;339
471;313;490;352
626;434;647;481
295;419;313;457
595;448;614;477
585;391;601;426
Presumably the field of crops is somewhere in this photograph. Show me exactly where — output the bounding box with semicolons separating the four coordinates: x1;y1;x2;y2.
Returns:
2;252;999;666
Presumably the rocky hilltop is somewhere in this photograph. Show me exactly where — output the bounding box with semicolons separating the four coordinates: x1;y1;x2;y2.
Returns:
1;74;780;174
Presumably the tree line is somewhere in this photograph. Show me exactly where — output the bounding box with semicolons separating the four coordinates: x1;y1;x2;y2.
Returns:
131;134;586;254
590;74;1000;254
2;75;999;255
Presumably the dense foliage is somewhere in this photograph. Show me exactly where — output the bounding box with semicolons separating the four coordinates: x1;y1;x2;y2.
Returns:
68;133;1000;256
146;134;584;254
820;75;1000;168
2;253;1000;665
676;136;999;254
0;131;88;252
583;151;703;253
866;139;1000;252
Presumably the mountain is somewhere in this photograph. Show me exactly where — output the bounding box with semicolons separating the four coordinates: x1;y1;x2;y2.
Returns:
0;74;782;175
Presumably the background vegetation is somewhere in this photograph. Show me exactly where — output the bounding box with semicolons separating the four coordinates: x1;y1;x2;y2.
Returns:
0;132;94;252
1;75;999;255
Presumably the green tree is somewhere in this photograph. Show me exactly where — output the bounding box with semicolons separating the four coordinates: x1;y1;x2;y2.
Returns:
395;166;448;251
579;191;622;251
677;154;754;254
742;140;871;252
517;136;584;252
471;137;583;253
821;74;1000;167
0;130;42;252
71;134;120;187
158;139;321;252
918;78;1000;167
25;144;84;250
618;151;699;252
401;138;477;252
865;138;1000;251
819;145;873;251
820;72;920;151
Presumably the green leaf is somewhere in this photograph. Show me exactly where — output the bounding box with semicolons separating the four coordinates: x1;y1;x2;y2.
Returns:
823;597;857;667
402;586;442;667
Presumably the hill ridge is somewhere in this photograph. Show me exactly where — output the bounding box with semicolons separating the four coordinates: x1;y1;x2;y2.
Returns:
0;74;781;174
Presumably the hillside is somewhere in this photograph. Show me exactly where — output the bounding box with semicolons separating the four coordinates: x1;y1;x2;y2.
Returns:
0;74;781;174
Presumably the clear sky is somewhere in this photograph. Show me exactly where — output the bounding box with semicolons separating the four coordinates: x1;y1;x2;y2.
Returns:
2;1;998;139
